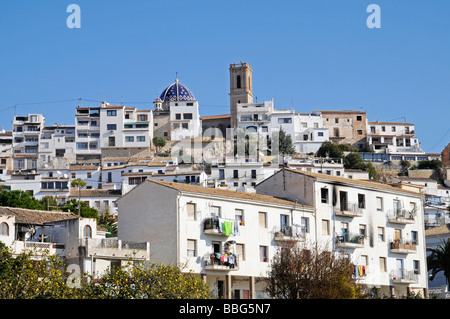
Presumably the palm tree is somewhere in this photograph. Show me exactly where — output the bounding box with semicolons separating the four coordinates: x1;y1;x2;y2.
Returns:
427;238;450;289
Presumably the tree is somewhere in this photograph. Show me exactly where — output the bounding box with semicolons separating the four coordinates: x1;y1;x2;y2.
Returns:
63;199;99;219
427;238;450;290
0;190;45;210
265;241;368;299
153;136;167;153
316;141;344;159
344;152;378;181
84;262;213;299
0;243;213;299
275;128;296;156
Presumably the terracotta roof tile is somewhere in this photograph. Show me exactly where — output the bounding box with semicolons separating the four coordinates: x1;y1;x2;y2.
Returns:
146;179;313;209
0;206;78;225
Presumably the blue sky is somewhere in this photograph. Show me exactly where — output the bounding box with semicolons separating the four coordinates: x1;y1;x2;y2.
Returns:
0;0;449;153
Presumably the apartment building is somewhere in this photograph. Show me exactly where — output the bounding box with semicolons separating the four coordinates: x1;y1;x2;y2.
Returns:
117;179;316;299
208;157;280;191
39;124;76;169
75;106;101;162
255;168;428;297
99;102;153;151
316;110;368;150
366;120;424;155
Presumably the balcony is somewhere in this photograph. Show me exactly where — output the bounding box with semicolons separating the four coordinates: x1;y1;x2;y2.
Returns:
335;232;365;249
353;265;369;281
390;239;417;254
203;217;236;236
335;201;364;218
203;253;239;271
79;238;150;260
390;270;419;284
273;225;306;242
387;209;416;224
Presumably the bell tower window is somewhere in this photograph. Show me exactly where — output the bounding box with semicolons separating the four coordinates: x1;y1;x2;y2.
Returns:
236;75;241;89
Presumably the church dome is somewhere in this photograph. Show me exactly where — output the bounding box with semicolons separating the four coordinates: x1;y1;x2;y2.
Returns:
159;79;196;102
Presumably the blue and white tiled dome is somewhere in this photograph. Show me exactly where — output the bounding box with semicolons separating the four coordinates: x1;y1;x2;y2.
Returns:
159;78;196;102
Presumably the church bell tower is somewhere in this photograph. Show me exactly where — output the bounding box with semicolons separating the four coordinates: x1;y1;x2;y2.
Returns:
229;62;254;129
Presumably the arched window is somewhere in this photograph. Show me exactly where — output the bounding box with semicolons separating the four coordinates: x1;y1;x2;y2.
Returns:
0;222;9;236
236;75;241;89
83;225;92;238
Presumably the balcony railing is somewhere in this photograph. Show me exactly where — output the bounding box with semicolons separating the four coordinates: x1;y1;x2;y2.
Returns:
387;209;416;224
336;201;364;217
390;270;419;284
273;225;306;242
203;253;239;271
390;238;417;253
335;232;365;248
203;217;236;236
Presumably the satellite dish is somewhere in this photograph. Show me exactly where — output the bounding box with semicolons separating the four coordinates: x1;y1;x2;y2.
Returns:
57;171;62;175
63;174;68;178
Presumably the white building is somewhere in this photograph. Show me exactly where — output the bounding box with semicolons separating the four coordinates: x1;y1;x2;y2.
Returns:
99;102;153;150
255;168;428;297
0;206;150;279
75;106;101;161
366;121;424;155
153;79;202;141
425;224;450;298
117;179;316;299
208;157;280;192
39;124;76;169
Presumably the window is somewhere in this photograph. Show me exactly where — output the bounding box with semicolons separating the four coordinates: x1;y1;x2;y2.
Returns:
278;118;292;124
333;128;339;137
358;194;365;209
391;126;396;132
138;115;148;121
357;130;363;135
175;113;181;120
183;113;193;120
378;227;385;241
356;116;362;121
376;197;383;211
187;239;196;257
233;170;239;179
301;217;309;233
14;159;25;169
235;209;244;224
182;123;189;129
109;136;115;147
187;203;196;220
318;132;324;137
251;170;257;179
211;206;221;217
0;222;9;236
125;136;134;142
236;75;241;89
87;172;92;178
335;118;339;124
107;110;117;116
259;246;268;262
411;231;418;245
83;225;92;238
322;219;330;235
236;244;245;261
413;260;420;274
107;124;117;130
321;188;329;204
379;257;387;272
259;212;267;228
137;136;145;142
359;224;366;237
